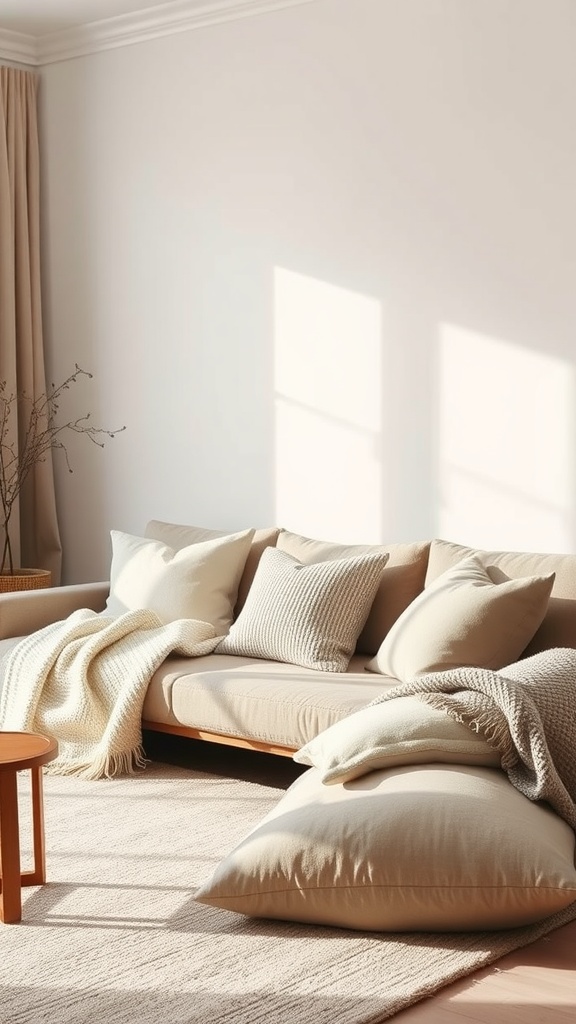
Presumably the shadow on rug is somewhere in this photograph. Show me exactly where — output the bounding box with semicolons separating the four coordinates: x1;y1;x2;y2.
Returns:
3;757;576;1024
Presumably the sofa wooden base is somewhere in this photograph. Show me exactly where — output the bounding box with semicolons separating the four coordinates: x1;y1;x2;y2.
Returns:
141;720;296;759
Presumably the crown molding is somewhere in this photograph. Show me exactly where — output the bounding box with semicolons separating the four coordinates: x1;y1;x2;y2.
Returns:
0;27;39;66
0;0;315;67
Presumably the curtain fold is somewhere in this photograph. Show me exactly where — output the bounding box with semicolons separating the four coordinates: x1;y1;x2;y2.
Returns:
0;65;62;582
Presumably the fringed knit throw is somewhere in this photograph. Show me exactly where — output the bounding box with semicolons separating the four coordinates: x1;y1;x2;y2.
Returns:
0;608;222;779
370;647;576;830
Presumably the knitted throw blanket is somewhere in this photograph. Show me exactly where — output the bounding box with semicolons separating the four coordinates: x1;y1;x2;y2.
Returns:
370;647;576;831
0;608;222;779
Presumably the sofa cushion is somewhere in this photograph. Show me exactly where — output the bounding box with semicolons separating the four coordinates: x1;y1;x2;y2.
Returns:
367;554;554;681
142;653;392;748
215;547;389;672
195;764;576;931
293;694;500;783
105;528;254;630
277;530;430;655
426;539;576;654
144;521;281;616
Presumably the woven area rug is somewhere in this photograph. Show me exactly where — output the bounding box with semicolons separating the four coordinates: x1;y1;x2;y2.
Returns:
3;755;576;1024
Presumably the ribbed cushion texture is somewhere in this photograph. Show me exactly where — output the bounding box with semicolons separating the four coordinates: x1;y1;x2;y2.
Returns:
216;546;389;672
276;530;430;654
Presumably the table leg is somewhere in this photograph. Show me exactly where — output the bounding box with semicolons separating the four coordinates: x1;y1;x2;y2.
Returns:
23;767;46;887
0;769;22;924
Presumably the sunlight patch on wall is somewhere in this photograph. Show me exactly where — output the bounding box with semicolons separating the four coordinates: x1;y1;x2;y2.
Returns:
439;325;575;552
274;268;382;542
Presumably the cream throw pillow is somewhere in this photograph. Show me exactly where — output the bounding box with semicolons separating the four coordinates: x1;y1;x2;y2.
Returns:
144;520;281;616
105;528;254;630
294;695;500;783
367;555;554;680
195;764;576;931
426;538;576;655
216;546;389;672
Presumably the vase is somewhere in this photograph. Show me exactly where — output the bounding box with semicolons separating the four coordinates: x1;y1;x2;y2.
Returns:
0;569;52;593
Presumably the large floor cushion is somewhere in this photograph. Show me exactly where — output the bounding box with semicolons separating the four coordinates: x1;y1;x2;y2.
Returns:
195;763;576;931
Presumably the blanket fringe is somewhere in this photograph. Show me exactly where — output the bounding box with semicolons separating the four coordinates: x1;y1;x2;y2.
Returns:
0;610;222;780
45;744;149;781
415;693;513;758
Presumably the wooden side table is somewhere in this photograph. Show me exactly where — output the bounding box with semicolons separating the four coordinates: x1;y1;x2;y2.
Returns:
0;731;58;923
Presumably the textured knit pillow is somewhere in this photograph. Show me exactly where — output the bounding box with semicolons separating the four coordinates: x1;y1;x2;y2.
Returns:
105;529;254;630
277;530;430;655
215;547;389;672
195;764;576;931
367;555;554;681
294;695;500;783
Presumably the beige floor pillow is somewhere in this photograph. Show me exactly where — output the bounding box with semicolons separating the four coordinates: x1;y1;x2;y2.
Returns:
195;764;576;932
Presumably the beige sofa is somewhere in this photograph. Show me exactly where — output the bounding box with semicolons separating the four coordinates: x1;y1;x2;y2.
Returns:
1;522;576;760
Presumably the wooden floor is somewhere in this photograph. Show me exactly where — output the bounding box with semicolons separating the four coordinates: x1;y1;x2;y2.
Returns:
143;731;576;1024
392;919;576;1022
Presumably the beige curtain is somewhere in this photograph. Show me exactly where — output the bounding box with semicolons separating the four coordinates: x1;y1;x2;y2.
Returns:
0;66;62;582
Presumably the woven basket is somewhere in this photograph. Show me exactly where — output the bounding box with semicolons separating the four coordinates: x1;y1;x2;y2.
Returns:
0;569;52;593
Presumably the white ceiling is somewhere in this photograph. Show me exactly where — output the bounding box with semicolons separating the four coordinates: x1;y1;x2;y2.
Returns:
0;0;178;37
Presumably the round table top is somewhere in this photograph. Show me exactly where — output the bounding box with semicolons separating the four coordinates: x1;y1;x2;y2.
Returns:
0;731;58;771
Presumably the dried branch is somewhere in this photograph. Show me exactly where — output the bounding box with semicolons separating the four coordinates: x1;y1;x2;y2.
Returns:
0;365;125;574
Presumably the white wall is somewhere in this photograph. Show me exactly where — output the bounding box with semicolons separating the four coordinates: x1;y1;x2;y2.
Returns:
38;0;576;582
